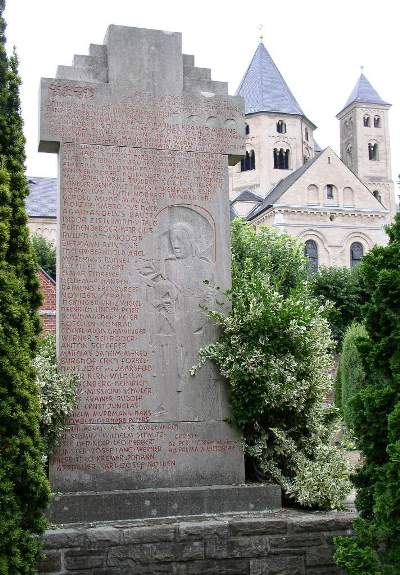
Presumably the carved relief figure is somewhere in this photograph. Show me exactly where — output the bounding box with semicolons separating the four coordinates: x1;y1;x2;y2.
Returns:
164;221;215;334
134;206;217;392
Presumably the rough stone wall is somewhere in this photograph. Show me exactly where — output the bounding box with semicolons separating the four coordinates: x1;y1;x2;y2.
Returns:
38;510;353;574
38;268;56;334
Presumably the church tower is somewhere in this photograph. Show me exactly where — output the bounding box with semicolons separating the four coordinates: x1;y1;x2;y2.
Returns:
230;42;317;200
337;74;396;219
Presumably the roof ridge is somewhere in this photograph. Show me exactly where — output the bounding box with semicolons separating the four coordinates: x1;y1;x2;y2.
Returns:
248;152;323;220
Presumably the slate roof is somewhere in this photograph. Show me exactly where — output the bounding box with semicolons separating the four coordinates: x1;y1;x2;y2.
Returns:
236;42;305;117
232;189;262;203
340;73;390;113
248;152;323;220
26;177;57;218
230;204;238;221
314;140;322;153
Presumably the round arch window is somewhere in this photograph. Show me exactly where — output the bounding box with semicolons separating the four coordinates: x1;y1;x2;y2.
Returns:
305;239;318;274
350;242;364;268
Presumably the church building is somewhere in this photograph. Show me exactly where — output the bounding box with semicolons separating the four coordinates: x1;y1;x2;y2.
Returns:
230;42;395;269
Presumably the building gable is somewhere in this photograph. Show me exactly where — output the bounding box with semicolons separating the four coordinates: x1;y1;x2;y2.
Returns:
252;147;387;218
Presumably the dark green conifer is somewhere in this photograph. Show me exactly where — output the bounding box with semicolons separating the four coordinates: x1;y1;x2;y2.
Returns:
335;214;400;574
0;1;50;572
4;46;42;320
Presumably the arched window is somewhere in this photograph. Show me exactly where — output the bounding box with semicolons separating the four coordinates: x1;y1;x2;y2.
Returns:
373;190;382;203
326;184;334;199
240;150;255;172
273;148;290;169
343;187;354;207
305;127;309;141
374;115;381;128
346;144;352;166
305;240;318;274
350;242;363;268
240;152;248;171
277;120;286;134
307;184;319;205
250;149;255;170
284;149;290;169
363;115;370;127
245;123;250;135
368;142;378;161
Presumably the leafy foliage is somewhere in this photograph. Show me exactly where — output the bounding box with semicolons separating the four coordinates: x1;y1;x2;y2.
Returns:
335;215;400;574
310;265;364;348
0;2;50;572
194;220;351;509
31;234;56;280
337;322;368;432
34;335;78;456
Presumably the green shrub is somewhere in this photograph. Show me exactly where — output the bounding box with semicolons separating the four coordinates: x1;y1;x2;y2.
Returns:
31;234;56;281
335;359;343;411
338;323;368;432
34;335;78;457
194;219;351;510
335;214;400;574
310;265;364;348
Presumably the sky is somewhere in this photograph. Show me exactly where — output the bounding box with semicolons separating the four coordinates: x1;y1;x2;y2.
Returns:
4;0;400;197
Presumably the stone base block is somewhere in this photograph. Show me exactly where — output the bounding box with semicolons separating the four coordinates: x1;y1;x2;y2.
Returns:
48;483;281;524
39;509;354;575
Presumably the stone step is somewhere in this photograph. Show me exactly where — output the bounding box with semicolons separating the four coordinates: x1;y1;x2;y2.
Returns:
183;77;228;96
184;66;212;81
182;53;194;67
89;43;107;63
56;61;107;83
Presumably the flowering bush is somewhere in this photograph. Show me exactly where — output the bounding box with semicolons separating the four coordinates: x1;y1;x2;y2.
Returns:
194;220;351;510
34;334;78;456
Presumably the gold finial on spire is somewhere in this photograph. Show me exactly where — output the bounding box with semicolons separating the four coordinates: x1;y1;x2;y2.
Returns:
258;24;264;43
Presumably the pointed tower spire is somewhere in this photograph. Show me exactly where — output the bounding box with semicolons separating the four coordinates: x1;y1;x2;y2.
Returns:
236;42;306;117
339;72;391;113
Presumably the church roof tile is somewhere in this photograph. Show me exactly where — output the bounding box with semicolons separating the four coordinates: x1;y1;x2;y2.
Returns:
236;42;305;117
340;73;390;113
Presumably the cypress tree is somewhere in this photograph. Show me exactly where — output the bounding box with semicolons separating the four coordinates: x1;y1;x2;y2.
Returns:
0;0;50;572
4;44;42;321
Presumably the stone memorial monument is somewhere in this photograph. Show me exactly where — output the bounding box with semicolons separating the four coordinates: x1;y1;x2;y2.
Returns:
39;25;280;522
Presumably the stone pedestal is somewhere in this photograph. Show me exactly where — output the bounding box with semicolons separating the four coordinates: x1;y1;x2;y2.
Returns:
39;25;280;521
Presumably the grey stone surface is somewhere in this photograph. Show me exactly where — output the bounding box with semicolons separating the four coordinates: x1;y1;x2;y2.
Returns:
269;533;324;550
104;25;183;94
250;555;305;575
39;510;354;575
36;550;62;573
205;535;269;559
181;559;249;574
47;484;281;524
39;24;246;502
305;546;336;567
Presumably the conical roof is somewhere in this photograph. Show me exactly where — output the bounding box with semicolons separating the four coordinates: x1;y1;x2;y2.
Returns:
341;73;390;112
236;42;305;116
